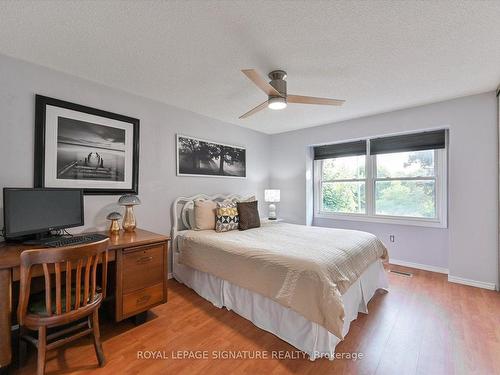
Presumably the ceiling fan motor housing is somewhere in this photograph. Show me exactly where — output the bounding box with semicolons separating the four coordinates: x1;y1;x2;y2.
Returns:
239;68;344;118
268;70;287;98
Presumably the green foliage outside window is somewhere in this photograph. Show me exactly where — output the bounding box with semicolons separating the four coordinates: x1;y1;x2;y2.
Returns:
321;150;436;218
322;182;365;213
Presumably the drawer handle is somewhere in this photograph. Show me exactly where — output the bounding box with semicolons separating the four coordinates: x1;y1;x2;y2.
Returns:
136;256;153;264
136;295;151;305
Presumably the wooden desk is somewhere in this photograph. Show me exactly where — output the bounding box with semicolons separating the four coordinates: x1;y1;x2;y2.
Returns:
0;229;170;372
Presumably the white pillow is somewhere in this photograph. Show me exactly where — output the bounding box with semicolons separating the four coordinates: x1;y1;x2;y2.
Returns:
232;195;256;203
181;201;195;229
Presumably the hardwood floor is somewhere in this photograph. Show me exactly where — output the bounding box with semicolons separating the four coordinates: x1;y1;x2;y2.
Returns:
12;265;500;375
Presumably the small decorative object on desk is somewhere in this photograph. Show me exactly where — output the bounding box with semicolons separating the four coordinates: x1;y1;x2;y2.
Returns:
264;189;280;220
106;211;122;234
118;194;141;232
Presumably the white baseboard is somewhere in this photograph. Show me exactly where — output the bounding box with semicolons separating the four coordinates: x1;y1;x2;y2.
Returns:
389;260;496;290
168;272;173;279
447;275;497;290
389;259;449;274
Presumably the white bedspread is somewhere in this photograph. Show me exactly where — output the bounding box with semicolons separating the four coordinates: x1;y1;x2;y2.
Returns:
177;222;388;339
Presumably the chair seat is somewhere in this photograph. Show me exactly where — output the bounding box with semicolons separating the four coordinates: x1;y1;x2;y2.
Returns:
29;286;102;316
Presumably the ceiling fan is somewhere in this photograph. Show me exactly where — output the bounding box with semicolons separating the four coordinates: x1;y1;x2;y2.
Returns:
239;69;345;119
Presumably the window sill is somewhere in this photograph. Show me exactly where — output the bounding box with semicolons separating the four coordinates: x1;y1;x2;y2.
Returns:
314;212;447;228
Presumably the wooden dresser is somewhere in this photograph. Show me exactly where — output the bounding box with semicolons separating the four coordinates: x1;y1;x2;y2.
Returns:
0;228;170;372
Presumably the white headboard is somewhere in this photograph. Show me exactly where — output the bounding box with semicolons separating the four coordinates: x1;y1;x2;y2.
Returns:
171;193;254;249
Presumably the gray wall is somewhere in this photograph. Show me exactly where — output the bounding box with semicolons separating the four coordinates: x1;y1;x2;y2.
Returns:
0;54;271;248
1;52;497;287
270;92;498;286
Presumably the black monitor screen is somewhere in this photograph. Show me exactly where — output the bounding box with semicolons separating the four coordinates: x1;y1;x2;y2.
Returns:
3;188;84;238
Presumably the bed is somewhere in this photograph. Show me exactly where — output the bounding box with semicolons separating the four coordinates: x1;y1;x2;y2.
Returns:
171;194;389;360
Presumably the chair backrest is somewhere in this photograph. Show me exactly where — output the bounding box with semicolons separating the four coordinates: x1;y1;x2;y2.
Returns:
18;239;109;325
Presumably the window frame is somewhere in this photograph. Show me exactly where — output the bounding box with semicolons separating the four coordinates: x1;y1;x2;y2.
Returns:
317;154;367;215
314;139;447;228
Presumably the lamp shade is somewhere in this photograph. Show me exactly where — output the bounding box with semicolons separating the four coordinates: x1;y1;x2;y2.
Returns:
264;189;280;203
118;194;141;206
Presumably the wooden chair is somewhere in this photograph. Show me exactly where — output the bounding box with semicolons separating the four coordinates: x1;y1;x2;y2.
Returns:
17;239;109;375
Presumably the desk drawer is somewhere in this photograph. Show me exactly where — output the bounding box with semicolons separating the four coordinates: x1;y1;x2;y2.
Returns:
122;283;164;316
122;244;164;293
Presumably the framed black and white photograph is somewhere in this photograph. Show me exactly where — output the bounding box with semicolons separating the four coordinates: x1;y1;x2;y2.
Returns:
177;135;246;178
34;95;139;195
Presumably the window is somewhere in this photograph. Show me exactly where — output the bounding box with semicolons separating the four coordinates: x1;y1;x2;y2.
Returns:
314;130;447;227
320;155;366;214
375;150;436;218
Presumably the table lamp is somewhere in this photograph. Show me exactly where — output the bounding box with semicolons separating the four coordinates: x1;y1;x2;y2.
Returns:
264;189;280;220
118;194;141;232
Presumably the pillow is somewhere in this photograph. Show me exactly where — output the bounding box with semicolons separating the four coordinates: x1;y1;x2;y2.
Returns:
215;201;239;232
181;201;195;229
193;199;217;230
237;201;261;231
232;195;256;203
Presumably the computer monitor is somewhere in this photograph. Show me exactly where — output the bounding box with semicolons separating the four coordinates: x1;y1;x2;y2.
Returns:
3;188;84;240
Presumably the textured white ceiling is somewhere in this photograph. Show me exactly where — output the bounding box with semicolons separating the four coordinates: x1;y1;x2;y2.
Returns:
0;1;499;134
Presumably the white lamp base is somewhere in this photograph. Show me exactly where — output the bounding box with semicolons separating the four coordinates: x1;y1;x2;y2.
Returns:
268;203;277;220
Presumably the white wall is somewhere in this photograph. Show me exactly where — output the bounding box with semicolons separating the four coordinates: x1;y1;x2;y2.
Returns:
270;92;498;287
0;54;271;247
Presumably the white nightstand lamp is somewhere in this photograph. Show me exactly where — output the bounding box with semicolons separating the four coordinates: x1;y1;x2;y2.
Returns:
264;189;280;220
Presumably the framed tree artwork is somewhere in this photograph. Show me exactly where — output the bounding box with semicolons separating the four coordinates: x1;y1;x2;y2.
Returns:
34;95;140;195
176;134;246;178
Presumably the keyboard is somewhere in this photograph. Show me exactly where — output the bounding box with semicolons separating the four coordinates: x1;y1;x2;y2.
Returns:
43;233;109;248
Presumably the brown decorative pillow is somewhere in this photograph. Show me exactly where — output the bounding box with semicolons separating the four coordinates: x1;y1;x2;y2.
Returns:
237;201;261;231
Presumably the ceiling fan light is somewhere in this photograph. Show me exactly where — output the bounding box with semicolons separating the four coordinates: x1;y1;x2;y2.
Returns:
268;96;287;110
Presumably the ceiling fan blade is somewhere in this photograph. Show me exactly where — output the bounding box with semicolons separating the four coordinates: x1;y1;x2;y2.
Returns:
239;100;268;119
287;95;345;106
241;69;282;97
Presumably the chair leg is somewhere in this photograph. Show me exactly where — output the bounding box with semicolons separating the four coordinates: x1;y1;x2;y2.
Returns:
37;326;47;375
90;310;106;367
17;327;28;368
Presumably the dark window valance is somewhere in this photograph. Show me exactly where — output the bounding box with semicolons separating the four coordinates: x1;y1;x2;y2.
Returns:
313;140;367;160
370;130;446;155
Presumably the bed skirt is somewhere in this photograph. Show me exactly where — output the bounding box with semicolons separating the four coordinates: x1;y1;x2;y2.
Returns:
173;254;388;360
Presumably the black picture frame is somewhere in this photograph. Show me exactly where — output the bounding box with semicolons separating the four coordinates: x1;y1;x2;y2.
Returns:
34;95;140;195
176;134;246;178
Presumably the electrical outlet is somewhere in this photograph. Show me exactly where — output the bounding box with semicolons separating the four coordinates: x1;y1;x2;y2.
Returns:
389;235;395;242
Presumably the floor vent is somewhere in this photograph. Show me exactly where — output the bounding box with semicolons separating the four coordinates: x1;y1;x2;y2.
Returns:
389;269;413;277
